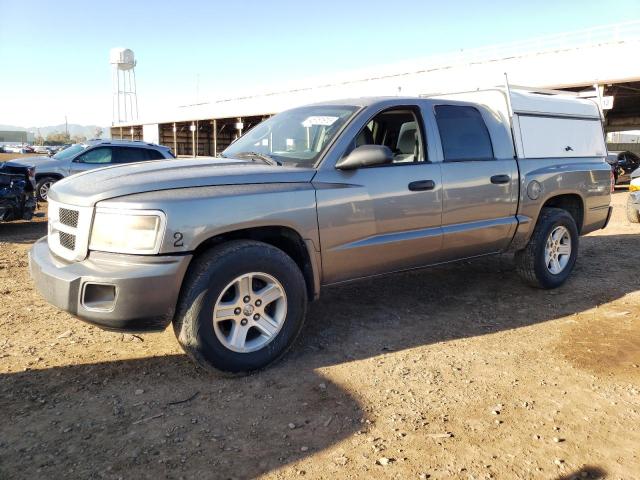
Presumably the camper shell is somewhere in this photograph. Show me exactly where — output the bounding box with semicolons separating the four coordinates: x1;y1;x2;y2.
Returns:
428;87;606;160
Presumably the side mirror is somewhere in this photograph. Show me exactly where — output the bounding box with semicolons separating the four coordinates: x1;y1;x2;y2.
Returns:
336;145;393;170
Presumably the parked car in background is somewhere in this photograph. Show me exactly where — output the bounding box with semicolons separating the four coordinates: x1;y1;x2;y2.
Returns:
10;139;175;201
29;89;612;374
33;146;51;154
0;161;36;222
627;167;640;223
4;145;32;154
606;150;640;184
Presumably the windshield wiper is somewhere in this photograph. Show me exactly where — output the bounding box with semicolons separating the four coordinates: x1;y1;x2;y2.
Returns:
233;151;282;166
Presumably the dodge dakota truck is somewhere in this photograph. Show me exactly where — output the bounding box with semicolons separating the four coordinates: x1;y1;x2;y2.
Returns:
29;88;613;373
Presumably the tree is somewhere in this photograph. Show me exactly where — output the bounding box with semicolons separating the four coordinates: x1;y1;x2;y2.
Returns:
70;135;87;144
45;132;71;145
94;127;103;139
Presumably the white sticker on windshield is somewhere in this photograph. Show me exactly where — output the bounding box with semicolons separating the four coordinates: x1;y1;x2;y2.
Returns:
302;116;339;128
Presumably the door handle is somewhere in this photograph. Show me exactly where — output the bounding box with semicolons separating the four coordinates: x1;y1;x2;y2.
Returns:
408;180;436;191
490;174;511;184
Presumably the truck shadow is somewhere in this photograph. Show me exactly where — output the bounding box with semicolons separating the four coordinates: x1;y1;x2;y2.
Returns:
0;217;47;244
0;233;637;479
555;466;606;479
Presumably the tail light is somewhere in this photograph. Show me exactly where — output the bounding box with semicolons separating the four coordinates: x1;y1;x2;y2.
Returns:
610;169;615;193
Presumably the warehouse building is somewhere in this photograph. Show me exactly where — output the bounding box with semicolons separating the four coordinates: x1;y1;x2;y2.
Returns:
0;130;35;145
111;21;640;157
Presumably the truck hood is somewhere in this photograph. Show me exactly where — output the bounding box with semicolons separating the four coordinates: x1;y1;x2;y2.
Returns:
48;157;317;207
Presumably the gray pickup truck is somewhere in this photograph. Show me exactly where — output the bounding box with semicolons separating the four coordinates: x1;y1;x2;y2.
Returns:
30;91;613;373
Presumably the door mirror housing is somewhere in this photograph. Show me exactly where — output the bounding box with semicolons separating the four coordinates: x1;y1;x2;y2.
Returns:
336;145;393;170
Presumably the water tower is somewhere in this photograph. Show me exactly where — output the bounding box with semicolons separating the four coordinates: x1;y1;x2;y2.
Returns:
110;48;138;124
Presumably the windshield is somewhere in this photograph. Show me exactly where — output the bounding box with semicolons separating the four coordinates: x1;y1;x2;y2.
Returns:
52;144;86;161
222;105;358;167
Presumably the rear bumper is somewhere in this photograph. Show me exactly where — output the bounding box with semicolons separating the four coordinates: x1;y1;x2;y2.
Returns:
29;237;192;332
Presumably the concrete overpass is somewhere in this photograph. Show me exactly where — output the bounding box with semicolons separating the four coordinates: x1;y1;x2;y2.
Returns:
112;20;640;155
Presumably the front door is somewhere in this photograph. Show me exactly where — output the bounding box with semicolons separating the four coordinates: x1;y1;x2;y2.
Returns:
314;106;443;284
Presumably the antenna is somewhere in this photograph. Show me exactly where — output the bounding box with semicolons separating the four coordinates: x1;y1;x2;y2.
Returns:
503;73;519;159
503;72;514;118
110;48;139;124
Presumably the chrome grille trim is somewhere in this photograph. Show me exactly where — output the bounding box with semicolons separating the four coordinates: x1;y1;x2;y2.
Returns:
47;199;94;261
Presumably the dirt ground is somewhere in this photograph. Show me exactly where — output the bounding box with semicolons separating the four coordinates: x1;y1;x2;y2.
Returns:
0;152;47;162
0;191;638;480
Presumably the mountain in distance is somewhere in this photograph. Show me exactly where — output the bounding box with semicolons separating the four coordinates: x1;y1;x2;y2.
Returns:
0;124;111;139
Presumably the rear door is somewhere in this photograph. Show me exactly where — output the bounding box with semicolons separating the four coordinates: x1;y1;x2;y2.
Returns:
434;104;518;260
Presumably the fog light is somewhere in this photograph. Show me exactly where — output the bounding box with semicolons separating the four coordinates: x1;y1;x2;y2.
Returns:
82;283;116;311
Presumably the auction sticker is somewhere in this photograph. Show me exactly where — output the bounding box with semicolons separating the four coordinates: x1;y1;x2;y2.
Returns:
302;116;339;128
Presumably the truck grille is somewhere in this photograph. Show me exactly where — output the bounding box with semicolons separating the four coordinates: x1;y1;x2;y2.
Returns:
59;231;76;250
59;208;79;228
47;200;94;261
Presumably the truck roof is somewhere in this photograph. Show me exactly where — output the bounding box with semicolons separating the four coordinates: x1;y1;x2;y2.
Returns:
308;89;601;119
428;87;601;119
83;139;171;149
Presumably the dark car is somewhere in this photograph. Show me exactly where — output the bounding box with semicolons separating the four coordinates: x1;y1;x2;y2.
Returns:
0;161;37;222
606;150;640;184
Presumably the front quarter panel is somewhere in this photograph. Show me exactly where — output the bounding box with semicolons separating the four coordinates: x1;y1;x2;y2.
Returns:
34;159;70;178
96;183;321;255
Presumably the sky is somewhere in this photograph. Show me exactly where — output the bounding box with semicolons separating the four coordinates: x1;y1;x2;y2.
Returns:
1;0;639;128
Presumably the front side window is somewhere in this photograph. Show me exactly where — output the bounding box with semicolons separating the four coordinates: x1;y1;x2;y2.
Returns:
222;105;358;167
53;144;86;161
435;105;494;161
351;108;426;164
76;147;112;164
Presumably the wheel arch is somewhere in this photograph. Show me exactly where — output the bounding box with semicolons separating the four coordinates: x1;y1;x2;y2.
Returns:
539;193;584;233
191;226;320;301
35;172;64;182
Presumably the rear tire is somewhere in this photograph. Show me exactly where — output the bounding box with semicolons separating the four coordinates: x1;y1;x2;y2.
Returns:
627;196;640;223
173;240;307;374
515;207;579;289
36;177;56;202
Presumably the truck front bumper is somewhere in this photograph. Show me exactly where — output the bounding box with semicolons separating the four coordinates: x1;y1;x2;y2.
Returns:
29;237;192;332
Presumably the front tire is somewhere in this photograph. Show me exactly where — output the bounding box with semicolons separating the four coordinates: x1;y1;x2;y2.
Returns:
515;207;579;289
36;177;56;202
173;240;307;374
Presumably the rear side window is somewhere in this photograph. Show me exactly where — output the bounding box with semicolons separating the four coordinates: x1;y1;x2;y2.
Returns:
112;147;152;164
435;105;494;161
145;149;167;160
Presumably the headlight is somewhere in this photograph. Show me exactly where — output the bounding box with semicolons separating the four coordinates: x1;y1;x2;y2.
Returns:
89;209;166;254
